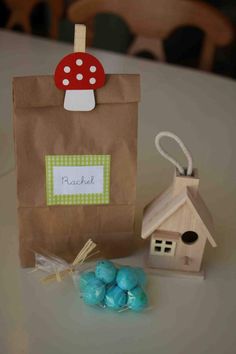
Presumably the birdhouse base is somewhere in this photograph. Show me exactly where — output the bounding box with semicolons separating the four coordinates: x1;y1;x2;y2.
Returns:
144;247;205;279
146;265;205;280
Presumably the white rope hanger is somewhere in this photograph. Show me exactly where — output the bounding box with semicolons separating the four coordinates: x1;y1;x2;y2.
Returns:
155;131;193;176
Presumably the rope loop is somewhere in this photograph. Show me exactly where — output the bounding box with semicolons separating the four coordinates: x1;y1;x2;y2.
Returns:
155;131;193;176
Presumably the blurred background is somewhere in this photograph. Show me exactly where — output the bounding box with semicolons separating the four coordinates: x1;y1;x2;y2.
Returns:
0;0;235;77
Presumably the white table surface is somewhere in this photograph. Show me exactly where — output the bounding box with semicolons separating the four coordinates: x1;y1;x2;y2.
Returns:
1;30;236;354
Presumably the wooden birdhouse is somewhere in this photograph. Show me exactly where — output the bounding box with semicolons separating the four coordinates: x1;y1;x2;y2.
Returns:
141;132;217;279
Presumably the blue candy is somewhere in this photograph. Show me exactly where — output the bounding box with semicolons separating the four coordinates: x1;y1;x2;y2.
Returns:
127;286;148;312
116;266;138;291
104;285;127;310
134;267;147;287
82;278;105;305
95;260;117;284
78;271;97;292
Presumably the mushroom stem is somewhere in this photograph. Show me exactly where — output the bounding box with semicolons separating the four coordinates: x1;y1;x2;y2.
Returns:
64;89;95;111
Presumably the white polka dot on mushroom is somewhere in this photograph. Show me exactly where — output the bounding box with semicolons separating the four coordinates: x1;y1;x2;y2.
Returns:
76;74;83;80
89;78;96;85
63;79;69;86
64;66;71;73
90;66;96;73
76;59;83;66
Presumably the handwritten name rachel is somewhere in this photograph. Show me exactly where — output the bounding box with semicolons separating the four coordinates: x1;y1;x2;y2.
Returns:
62;176;95;185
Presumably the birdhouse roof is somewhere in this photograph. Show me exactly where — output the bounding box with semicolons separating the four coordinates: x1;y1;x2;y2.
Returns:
141;186;216;247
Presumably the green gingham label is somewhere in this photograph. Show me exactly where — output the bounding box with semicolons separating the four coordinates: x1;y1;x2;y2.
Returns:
45;155;110;205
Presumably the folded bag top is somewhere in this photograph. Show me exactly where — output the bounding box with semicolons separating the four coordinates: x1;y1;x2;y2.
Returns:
13;74;140;108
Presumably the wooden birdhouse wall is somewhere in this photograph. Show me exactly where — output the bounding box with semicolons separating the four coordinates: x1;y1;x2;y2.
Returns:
148;203;207;272
172;169;199;197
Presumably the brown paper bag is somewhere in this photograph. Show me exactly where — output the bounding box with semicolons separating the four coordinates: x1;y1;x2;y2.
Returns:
13;74;140;267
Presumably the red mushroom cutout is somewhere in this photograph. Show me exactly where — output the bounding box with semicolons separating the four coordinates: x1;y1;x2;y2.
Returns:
54;52;105;111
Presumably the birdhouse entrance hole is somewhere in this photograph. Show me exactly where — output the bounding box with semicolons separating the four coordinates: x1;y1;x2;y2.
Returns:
181;231;198;245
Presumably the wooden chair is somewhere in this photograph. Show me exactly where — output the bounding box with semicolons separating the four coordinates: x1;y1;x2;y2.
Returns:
67;0;234;70
4;0;64;39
